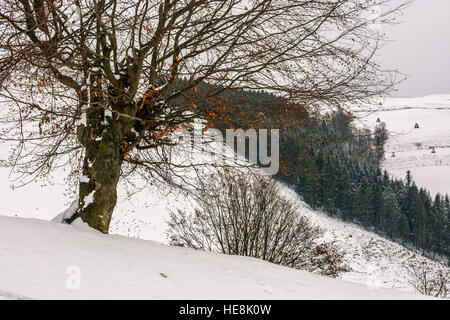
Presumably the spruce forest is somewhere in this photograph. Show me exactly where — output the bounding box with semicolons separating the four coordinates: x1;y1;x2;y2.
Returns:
206;87;450;262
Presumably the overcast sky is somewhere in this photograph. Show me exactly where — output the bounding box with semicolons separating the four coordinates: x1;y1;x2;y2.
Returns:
377;0;450;97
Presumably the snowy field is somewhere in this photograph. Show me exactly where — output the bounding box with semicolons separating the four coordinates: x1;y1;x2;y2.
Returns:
356;94;450;196
0;215;427;300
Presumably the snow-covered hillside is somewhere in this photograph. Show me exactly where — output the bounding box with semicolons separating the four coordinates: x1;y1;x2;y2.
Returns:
0;215;428;300
1;163;448;297
356;94;450;196
278;186;449;292
1;95;450;299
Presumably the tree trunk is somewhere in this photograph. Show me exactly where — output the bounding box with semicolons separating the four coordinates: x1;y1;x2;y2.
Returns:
68;104;127;233
76;133;123;233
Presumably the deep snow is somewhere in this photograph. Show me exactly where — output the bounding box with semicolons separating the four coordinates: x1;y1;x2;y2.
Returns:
0;215;428;300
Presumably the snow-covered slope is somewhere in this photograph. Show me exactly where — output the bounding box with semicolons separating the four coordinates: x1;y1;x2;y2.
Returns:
279;186;449;292
1;95;449;298
356;94;450;196
1;168;447;297
0;215;428;300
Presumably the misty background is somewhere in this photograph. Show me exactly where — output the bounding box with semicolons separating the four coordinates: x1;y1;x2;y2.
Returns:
379;0;450;97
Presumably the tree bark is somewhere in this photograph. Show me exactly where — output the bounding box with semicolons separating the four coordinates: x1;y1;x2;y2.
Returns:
75;132;123;233
66;99;131;233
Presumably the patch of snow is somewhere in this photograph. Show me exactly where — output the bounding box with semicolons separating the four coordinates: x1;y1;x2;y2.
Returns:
104;108;112;119
51;199;78;223
70;217;100;233
79;112;87;126
82;191;95;209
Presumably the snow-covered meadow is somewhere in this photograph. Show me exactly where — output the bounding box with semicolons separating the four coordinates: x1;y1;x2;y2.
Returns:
356;94;450;196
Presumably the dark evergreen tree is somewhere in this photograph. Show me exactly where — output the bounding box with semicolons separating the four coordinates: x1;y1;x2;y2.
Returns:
383;185;402;238
398;213;410;244
372;184;386;230
373;122;388;166
410;186;427;249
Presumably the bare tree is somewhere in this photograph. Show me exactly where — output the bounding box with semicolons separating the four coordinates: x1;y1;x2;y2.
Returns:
0;0;408;232
408;262;450;298
168;170;350;277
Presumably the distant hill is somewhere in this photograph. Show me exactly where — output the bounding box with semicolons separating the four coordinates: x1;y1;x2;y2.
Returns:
356;94;450;196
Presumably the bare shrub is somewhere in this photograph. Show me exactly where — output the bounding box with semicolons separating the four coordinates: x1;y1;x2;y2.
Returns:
408;262;450;298
167;171;350;277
